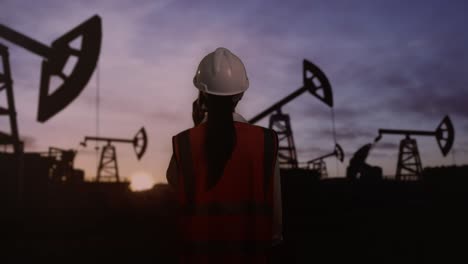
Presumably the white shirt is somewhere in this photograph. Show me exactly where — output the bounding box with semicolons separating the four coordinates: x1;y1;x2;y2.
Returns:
166;112;283;245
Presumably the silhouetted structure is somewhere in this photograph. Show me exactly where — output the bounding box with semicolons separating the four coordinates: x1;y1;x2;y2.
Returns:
346;143;382;181
375;116;454;181
48;147;84;183
0;15;102;205
423;165;468;183
0;15;102;122
248;60;333;169
2;13;467;263
80;127;147;182
304;143;344;178
0;43;22;155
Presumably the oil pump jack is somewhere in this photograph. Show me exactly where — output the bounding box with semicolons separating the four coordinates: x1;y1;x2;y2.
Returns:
0;15;102;204
80;127;148;182
0;15;101;154
0;43;22;154
374;115;454;181
0;15;102;122
303;143;344;178
248;60;334;168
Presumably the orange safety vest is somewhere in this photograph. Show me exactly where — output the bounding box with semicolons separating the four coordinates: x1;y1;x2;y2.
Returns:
172;121;278;264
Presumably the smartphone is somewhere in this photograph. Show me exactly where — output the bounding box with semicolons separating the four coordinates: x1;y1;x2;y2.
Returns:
192;92;207;126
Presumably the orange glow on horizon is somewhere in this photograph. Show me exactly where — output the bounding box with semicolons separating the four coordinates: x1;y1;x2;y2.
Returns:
130;171;155;192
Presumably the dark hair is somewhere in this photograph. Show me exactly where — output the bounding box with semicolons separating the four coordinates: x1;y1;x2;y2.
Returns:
204;93;238;190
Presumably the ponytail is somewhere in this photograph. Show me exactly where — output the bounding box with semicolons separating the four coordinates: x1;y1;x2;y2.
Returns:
205;94;237;190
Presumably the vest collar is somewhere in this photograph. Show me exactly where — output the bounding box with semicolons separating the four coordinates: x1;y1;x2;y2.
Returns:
201;112;248;124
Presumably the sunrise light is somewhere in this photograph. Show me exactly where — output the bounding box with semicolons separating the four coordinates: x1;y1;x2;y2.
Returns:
130;171;155;192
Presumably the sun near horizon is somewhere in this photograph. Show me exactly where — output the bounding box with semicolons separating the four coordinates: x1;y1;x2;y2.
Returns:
129;171;155;192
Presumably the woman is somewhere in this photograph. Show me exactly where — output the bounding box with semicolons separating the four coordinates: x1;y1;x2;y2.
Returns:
167;47;282;263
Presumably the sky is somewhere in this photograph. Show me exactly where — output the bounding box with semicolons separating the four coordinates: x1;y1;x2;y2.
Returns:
1;0;467;184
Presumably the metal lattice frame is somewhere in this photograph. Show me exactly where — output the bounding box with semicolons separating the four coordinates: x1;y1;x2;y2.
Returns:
376;116;455;181
306;144;344;178
81;127;147;182
97;144;120;182
0;43;22;154
269;111;298;168
311;159;328;178
396;137;423;181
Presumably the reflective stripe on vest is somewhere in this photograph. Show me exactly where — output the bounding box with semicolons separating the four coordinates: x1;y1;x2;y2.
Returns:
173;122;278;257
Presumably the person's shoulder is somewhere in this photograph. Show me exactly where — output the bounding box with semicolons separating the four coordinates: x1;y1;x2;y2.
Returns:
173;123;208;138
173;128;191;139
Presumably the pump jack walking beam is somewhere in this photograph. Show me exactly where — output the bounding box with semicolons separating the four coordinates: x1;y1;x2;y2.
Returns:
249;60;333;124
375;115;454;180
0;15;102;122
248;60;333;168
307;144;344;164
375;115;454;156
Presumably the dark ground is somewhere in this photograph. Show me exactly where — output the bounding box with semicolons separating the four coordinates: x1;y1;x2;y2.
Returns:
2;168;468;263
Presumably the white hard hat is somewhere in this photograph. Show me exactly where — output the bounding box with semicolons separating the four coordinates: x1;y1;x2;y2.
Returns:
193;47;249;96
